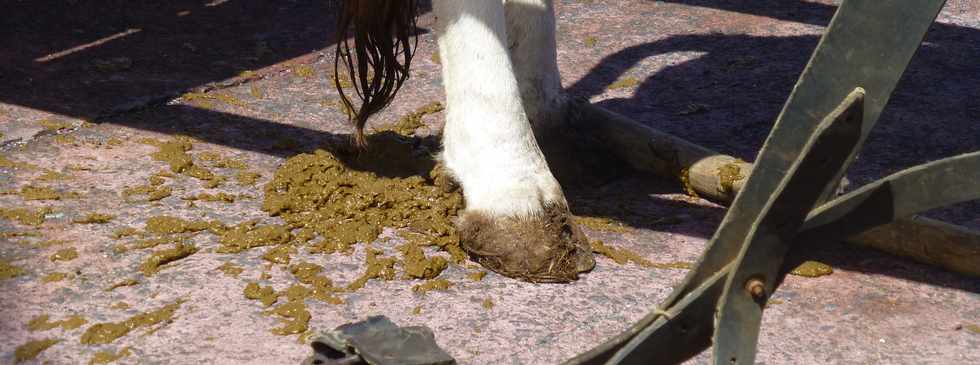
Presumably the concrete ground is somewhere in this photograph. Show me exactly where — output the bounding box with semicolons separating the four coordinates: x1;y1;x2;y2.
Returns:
1;1;978;364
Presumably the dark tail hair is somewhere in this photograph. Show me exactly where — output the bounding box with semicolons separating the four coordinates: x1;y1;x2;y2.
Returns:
335;0;419;146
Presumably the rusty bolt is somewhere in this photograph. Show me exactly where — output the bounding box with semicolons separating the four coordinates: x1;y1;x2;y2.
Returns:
745;278;766;300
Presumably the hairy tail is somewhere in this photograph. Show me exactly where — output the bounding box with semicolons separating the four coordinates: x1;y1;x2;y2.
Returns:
335;0;419;147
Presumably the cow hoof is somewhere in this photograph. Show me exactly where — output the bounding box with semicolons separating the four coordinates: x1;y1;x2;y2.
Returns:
457;204;595;283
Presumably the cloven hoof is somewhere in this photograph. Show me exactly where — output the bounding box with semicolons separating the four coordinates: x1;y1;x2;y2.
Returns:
457;204;595;283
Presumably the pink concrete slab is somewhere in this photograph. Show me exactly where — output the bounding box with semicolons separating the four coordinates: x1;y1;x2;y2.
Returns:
1;1;978;364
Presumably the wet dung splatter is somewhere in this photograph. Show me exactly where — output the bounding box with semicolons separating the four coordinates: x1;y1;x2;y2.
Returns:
27;314;88;331
260;131;464;265
0;207;50;226
0;260;26;280
88;347;131;365
50;247;79;262
790;260;833;278
139;243;199;276
591;240;691;270
412;278;453;295
14;338;61;363
80;300;184;345
73;212;115;224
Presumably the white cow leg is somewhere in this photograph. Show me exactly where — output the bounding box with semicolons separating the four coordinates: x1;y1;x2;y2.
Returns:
503;0;618;186
433;0;594;282
504;0;565;131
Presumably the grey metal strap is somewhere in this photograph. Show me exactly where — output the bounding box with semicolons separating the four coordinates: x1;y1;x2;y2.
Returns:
800;151;980;242
712;89;865;364
564;1;953;364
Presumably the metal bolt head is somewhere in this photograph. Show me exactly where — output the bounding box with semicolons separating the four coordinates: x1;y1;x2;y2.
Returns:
745;278;766;300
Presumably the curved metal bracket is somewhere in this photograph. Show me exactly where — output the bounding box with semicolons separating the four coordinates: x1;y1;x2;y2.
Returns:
564;0;966;364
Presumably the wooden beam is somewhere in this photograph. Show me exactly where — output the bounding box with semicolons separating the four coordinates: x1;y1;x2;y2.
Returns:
567;101;979;277
849;217;980;277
